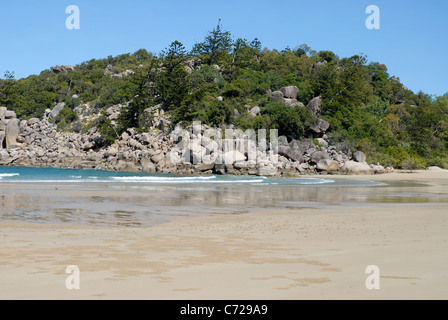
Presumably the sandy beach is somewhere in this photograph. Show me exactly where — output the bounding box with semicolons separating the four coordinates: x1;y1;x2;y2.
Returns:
1;170;447;300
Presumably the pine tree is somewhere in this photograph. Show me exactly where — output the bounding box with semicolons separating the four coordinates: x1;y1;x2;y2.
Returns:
192;19;233;65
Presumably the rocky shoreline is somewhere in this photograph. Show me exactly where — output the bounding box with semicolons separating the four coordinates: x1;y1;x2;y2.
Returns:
0;104;393;177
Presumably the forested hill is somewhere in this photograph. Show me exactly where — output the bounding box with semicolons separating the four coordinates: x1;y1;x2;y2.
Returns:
1;23;447;169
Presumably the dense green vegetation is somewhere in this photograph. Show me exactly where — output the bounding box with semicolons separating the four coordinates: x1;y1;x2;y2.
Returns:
1;22;447;169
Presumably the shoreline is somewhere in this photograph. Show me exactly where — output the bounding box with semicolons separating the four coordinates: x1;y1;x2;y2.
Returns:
1;170;447;299
1;162;446;177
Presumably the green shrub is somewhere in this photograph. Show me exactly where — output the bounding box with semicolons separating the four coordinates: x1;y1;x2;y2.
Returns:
66;97;82;109
55;106;78;131
401;155;426;171
367;152;399;168
386;146;410;167
426;156;448;169
261;101;313;139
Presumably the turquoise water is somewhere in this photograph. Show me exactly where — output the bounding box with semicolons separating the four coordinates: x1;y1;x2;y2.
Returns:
0;166;386;187
2;166;446;228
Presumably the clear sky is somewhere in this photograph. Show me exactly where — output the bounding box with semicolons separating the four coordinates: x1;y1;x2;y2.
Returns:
0;0;447;96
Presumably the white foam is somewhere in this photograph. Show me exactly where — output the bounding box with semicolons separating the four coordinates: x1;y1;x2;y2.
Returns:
297;178;335;185
108;176;271;184
210;179;265;183
0;173;20;179
111;176;217;182
7;180;102;183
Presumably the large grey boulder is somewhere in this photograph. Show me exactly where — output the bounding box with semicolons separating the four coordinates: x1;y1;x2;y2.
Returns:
151;152;165;164
342;161;373;174
280;86;299;99
316;138;328;147
258;164;279;176
104;64;115;75
139;132;154;145
0;107;6;119
195;163;215;172
185;58;202;74
316;159;340;172
310;150;330;163
249;106;261;116
49;102;65;120
284;98;299;107
306;96;323;115
71;121;83;133
52;65;75;73
310;118;330;134
5;118;20;149
0;129;5;150
5;110;16;119
289;138;315;154
271;91;284;102
140;157;156;172
278;136;289;146
27;118;40;126
223;150;246;165
278;145;304;163
427;166;448;172
371;164;386;174
0;118;6;131
352;151;367;163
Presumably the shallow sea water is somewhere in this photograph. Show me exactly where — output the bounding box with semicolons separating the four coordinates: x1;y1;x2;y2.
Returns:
0;166;447;227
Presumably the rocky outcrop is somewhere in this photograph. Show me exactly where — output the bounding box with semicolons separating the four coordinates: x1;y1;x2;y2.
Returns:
309;118;330;135
271;91;284;102
0;107;6;119
270;86;301;107
310;150;330;164
143;105;172;133
279;86;299;99
249;106;261;117
341;161;373;174
0;120;6;149
278;145;304;163
52;65;75;73
184;58;203;74
352;151;367;163
317;159;340;172
0;103;392;176
49;102;65;121
104;64;135;79
0;107;20;150
5;119;20;149
306;96;322;116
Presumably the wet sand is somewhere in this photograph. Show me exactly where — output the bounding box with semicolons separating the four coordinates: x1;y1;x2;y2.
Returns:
1;170;447;299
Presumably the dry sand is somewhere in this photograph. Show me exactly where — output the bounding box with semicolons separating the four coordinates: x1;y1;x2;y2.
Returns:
1;170;447;300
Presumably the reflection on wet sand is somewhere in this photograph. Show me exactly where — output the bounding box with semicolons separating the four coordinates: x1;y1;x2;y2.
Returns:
0;180;447;227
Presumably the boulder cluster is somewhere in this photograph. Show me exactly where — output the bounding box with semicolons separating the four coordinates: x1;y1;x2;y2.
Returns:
0;103;392;176
0;107;21;151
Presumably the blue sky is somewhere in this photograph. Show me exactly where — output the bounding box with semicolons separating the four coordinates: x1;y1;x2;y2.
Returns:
0;0;447;96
